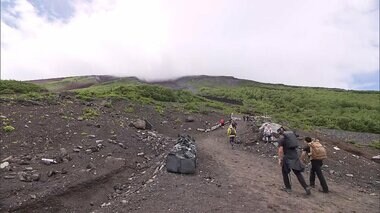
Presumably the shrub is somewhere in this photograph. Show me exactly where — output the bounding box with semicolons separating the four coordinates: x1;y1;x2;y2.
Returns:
0;80;45;94
369;141;380;150
3;125;15;132
125;106;135;113
82;108;99;120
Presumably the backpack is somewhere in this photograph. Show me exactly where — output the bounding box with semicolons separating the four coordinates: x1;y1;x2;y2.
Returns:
308;141;327;160
227;126;236;136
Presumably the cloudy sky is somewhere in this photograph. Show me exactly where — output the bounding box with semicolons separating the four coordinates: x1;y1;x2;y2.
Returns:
1;0;379;90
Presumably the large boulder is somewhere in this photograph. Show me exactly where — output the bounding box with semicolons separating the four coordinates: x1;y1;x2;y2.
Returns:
131;119;147;130
130;119;153;130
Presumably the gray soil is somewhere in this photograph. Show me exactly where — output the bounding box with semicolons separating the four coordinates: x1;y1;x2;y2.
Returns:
0;98;379;212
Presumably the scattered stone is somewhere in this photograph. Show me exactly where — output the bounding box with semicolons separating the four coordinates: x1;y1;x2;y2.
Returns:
322;165;329;168
24;167;33;171
370;193;377;196
77;145;83;149
77;117;84;121
31;173;40;181
96;140;104;143
60;148;68;157
147;131;157;137
121;200;127;204
329;170;335;175
346;174;354;177
41;158;57;165
1;156;13;162
4;175;16;179
88;135;96;138
110;135;117;140
333;146;340;151
30;195;37;199
0;162;9;169
118;143;126;149
371;155;380;163
197;128;205;132
101;202;111;207
18;172;32;182
73;148;81;152
185;116;195;122
108;139;117;144
47;170;57;177
137;152;144;156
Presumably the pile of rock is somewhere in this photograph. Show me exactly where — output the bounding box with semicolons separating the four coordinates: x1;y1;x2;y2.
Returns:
166;135;197;174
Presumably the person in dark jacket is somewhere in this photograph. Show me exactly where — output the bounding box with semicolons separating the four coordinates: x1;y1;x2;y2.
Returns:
277;127;311;195
301;137;329;193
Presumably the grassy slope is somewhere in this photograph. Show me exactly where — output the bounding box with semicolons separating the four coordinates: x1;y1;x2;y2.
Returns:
180;78;380;133
1;76;379;134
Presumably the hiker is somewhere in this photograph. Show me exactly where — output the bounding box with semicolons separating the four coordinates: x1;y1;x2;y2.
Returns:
227;122;237;148
277;127;311;195
263;123;273;143
219;118;225;127
301;137;329;193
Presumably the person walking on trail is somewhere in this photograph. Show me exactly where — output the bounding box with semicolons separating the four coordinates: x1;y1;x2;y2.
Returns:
277;127;311;195
227;122;237;148
301;137;329;193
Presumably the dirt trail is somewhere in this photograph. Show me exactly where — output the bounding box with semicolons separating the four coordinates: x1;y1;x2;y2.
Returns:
195;122;379;212
106;121;379;213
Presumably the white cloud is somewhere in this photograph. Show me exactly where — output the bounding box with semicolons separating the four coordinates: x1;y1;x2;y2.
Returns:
1;0;379;89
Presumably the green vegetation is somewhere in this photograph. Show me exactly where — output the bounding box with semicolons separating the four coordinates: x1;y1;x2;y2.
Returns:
82;108;99;120
198;85;380;134
0;80;46;94
36;76;97;92
3;125;15;132
125;105;135;113
76;83;230;114
369;141;380;150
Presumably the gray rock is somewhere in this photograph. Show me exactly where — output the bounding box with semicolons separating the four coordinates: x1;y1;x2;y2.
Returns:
185;116;195;122
60;148;68;157
31;173;40;181
18;172;32;182
132;119;146;130
73;148;81;152
47;170;56;177
4;175;16;179
88;135;96;138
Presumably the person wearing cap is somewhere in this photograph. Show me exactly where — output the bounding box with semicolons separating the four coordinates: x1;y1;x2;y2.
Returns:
277;127;311;195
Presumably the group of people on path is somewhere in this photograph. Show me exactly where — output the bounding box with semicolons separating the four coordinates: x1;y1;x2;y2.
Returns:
226;118;329;195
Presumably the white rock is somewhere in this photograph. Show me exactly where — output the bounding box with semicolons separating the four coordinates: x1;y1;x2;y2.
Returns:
333;146;340;151
0;162;9;169
346;174;354;177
